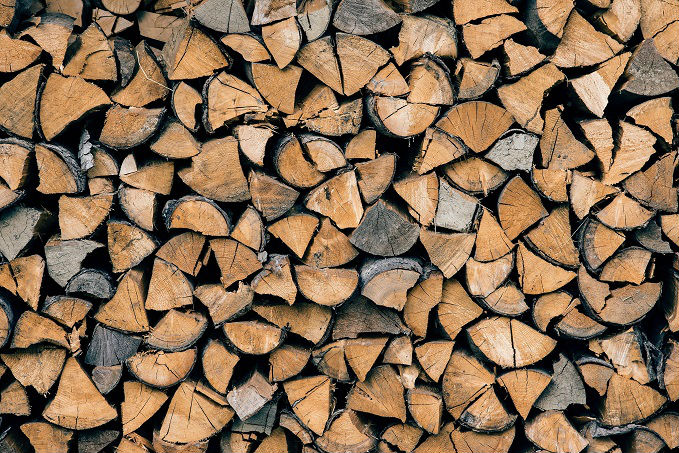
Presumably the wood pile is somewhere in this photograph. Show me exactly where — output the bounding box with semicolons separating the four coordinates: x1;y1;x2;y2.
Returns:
0;0;679;452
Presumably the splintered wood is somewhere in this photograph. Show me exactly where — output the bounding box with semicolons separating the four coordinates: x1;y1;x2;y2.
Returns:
0;0;678;452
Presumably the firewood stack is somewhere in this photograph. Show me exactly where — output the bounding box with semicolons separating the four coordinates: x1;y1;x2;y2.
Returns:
1;0;679;451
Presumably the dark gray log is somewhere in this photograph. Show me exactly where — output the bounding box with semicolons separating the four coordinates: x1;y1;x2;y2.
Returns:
66;269;115;300
535;354;587;411
332;0;401;35
45;238;104;287
194;0;250;33
91;365;122;395
622;40;679;97
84;324;142;367
350;200;420;257
333;296;410;340
78;429;119;453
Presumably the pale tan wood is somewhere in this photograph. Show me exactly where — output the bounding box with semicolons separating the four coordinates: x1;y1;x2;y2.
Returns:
455;58;500;101
437;279;483;340
436;101;514;153
39;73;111;141
284;376;332;435
498;176;548;240
517;242;576;294
337;33;390;96
391;14;456;66
503;39;545;77
126;348;196;388
345;337;388;382
316;410;376;453
571;53;631;117
444;157;508;196
179;137;250;203
254;301;331;344
347;365;406;421
552;11;624;67
462;15;526;59
163;21;229;79
453;0;517;24
497;369;551;419
95;268;149;333
203;73;268;132
305;170;363;229
1;346;66;395
442;349;494;419
223;320;283;355
403;269;442;338
498;64;564;133
467;316;557;368
420;230;475;278
43;357;117;429
21;421;72;453
601;373;666;425
305;217;358;268
222;33;270;63
122;381;169;434
159;380;234;444
525;411;588;453
261;17;301;69
0;65;43;138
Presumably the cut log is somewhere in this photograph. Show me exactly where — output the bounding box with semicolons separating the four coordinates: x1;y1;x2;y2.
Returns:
1;346;67;394
467;317;557;368
126;348;197;388
361;258;421;310
249;170;299;221
43;357;117;430
437;279;483;340
350;200;419;256
203;73;267;133
498;176;548;240
571;53;631;117
172;82;202;131
578;265;661;325
354;154;397;204
193;0;249;33
261;18;301;69
601;373;666;425
332;0;400;35
160;380;234;444
36;143;86;195
38;74;110;141
455;58;500;101
223;321;283;355
534;354;586;411
462;15;526;59
295;265;358;306
194;278;254;326
497;369;551;419
252;254;297;304
420;229;475;278
552;11;624;68
622;39;679;96
284;375;331;435
163;21;229;80
525;411;588;453
444;157;508;196
436;101;513;154
0;65;43;138
498;64;565;133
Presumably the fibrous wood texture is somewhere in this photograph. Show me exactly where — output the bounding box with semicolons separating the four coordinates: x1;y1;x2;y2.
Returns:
0;1;678;453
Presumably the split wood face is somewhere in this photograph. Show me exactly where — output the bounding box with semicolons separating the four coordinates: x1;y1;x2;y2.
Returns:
0;0;678;452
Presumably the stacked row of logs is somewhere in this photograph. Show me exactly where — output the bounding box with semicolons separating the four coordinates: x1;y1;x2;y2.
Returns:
0;0;678;451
